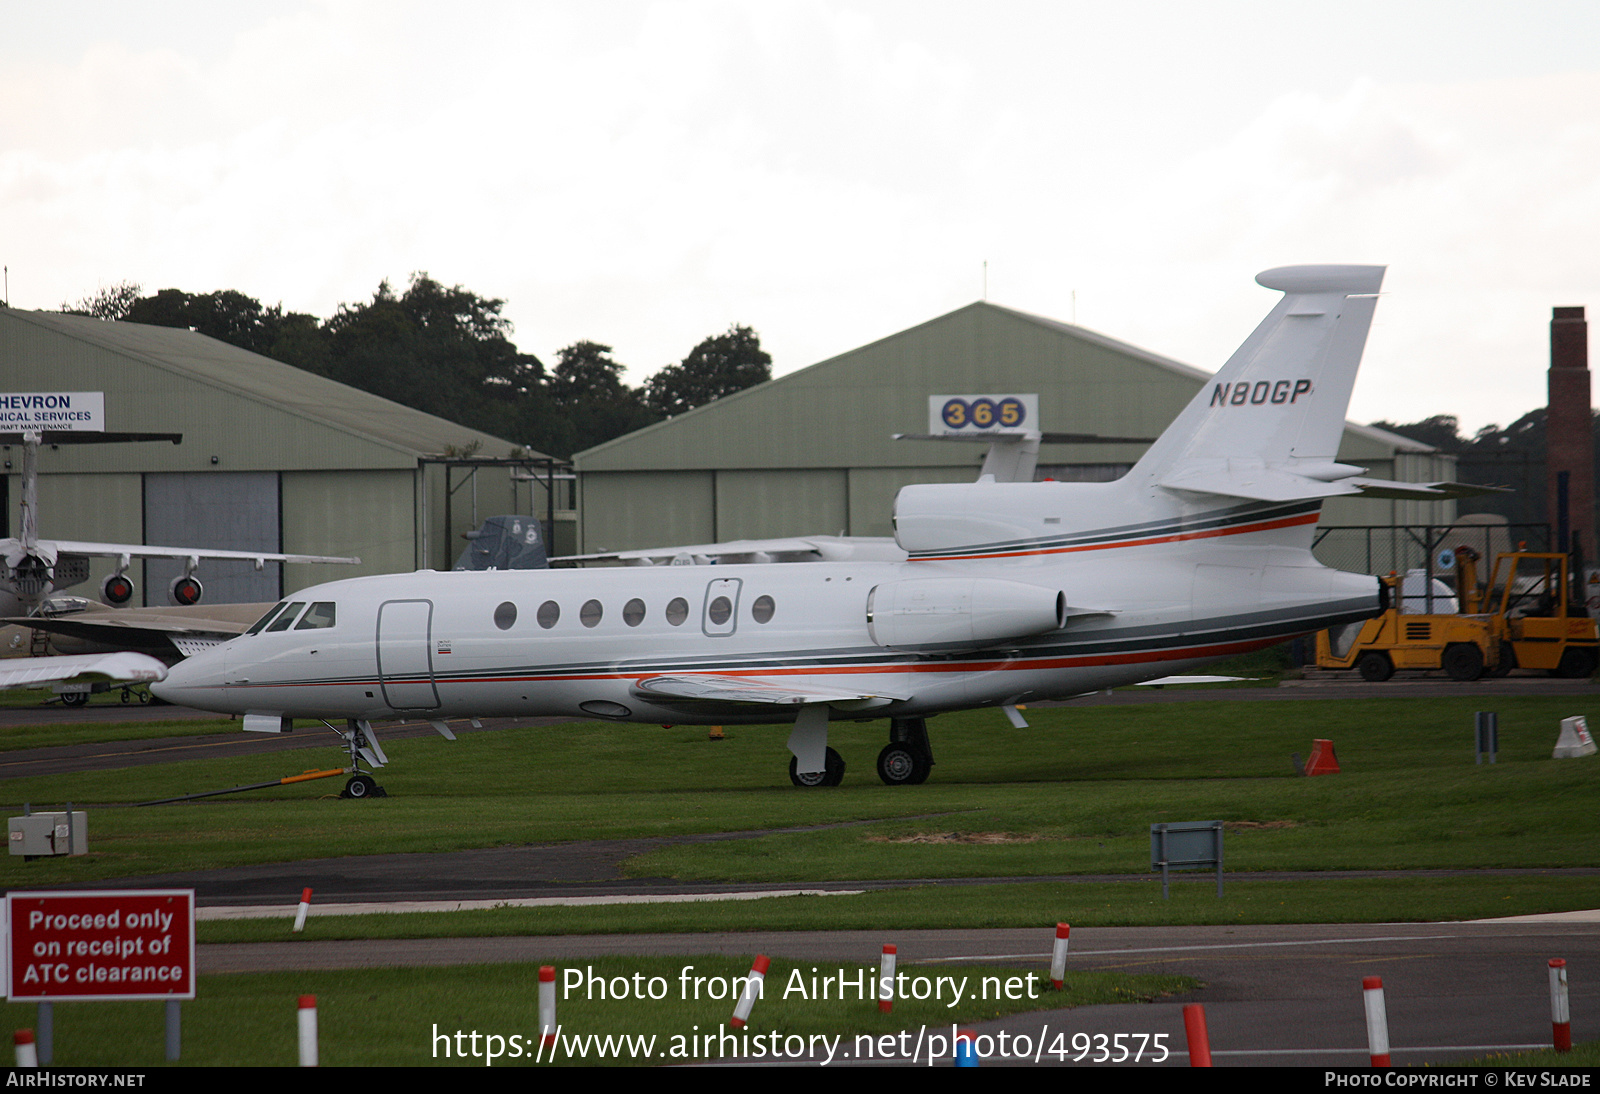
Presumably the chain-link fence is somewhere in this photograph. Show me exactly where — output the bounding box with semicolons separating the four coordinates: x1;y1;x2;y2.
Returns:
1311;523;1552;577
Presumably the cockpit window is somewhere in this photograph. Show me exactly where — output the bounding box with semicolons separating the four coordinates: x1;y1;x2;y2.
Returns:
294;602;337;630
266;602;307;632
245;602;288;635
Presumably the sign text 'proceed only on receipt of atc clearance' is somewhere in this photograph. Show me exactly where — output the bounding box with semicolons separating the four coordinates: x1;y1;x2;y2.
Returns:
5;890;195;1002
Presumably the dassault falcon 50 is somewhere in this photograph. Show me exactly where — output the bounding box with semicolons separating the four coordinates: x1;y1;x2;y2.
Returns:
156;266;1470;796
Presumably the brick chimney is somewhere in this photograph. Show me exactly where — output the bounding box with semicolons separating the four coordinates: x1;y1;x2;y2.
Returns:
1547;306;1592;553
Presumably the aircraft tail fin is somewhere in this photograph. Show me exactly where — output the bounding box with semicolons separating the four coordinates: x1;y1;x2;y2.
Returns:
1130;265;1385;500
453;516;549;571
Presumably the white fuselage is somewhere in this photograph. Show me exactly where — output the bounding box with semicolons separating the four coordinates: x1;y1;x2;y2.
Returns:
152;502;1377;726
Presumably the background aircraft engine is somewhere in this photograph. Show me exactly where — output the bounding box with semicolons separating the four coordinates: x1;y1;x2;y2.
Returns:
168;575;203;607
866;578;1066;651
101;572;135;606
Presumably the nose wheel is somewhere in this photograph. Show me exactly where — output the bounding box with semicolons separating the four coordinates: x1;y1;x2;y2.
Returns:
341;773;385;799
332;719;388;799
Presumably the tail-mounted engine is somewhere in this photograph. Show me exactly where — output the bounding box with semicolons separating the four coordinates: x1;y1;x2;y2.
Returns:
866;578;1066;651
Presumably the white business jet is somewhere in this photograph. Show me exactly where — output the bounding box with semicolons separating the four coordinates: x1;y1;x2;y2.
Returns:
156;266;1445;796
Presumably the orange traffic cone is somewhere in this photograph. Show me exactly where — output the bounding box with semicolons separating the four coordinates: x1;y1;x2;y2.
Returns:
1303;738;1340;776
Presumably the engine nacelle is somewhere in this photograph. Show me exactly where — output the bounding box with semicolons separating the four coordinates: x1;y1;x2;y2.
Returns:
866;578;1066;651
168;575;204;606
101;572;136;607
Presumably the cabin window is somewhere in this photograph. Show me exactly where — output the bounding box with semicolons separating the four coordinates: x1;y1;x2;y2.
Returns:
751;595;775;624
665;597;689;626
493;601;517;630
266;602;307;632
623;598;646;626
537;600;560;629
295;602;337;630
580;599;604;628
707;596;732;625
245;602;287;635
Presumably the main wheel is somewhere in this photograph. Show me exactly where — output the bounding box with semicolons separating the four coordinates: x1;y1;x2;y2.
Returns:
343;774;380;799
60;692;88;708
1356;651;1393;682
789;747;845;787
1442;643;1485;682
1554;648;1597;679
876;743;932;786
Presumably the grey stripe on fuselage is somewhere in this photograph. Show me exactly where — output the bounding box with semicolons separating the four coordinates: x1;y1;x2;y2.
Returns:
906;498;1321;560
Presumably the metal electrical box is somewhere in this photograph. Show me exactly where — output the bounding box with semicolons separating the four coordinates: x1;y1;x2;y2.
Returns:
8;811;88;857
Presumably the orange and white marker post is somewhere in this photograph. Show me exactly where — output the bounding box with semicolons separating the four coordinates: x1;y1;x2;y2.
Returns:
540;966;557;1047
1362;977;1391;1067
1050;923;1071;990
1550;959;1572;1053
730;955;769;1029
13;1030;37;1068
293;888;313;933
298;995;318;1067
1182;1004;1212;1067
878;945;897;1013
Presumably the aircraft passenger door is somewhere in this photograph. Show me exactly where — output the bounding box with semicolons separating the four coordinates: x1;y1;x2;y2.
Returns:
376;599;440;710
702;578;742;637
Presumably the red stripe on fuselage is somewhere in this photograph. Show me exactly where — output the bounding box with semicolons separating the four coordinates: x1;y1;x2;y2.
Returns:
911;510;1320;562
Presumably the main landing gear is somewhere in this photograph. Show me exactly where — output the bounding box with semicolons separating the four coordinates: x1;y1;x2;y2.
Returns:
784;713;936;788
876;717;934;786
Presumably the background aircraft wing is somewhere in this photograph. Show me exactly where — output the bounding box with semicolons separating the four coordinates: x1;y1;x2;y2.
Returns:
46;541;360;566
0;651;167;690
632;673;911;710
557;535;906;566
3;602;267;659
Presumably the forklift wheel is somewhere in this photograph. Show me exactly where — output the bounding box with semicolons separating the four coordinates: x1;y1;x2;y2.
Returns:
1442;643;1485;682
1356;652;1394;682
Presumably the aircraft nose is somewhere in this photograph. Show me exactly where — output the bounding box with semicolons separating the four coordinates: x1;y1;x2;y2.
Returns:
150;648;225;709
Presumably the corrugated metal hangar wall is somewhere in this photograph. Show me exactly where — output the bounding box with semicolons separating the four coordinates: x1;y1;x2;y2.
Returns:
574;301;1455;555
0;307;553;605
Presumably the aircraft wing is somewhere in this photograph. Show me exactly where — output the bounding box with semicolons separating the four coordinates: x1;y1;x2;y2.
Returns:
45;541;360;567
557;536;907;566
631;674;911;711
0;651;167;690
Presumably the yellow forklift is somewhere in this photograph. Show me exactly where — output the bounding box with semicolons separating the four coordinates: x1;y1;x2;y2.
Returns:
1316;547;1599;681
1456;547;1599;678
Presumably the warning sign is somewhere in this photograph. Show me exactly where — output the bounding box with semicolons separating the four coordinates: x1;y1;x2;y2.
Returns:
5;890;195;1001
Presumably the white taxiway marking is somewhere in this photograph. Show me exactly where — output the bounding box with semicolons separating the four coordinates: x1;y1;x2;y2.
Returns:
197;888;864;920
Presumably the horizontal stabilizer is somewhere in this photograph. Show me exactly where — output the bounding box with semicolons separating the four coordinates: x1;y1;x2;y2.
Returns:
1160;467;1507;504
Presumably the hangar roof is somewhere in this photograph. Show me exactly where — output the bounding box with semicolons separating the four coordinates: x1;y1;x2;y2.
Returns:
576;300;1430;472
0;307;536;467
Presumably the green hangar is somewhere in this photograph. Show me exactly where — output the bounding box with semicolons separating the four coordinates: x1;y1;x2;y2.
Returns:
0;307;555;606
573;301;1454;559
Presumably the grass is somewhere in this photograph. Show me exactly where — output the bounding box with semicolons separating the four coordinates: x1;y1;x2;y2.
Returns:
0;958;1197;1067
194;873;1600;944
4;695;1596;891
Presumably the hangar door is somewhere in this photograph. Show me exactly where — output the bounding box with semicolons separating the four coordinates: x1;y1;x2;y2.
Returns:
142;472;281;606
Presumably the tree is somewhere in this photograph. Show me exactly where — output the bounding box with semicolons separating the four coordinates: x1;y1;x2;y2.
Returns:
64;282;142;321
644;324;772;417
321;273;543;438
526;341;658;459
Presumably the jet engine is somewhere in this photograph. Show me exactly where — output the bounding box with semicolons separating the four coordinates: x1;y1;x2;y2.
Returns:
168;575;204;606
866;578;1066;651
100;572;135;607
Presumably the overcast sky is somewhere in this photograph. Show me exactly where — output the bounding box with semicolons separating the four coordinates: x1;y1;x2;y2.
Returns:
4;1;1597;434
